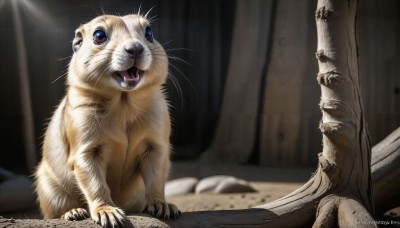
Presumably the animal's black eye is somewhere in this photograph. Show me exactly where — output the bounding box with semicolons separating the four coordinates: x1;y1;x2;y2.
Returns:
145;26;153;43
93;29;107;45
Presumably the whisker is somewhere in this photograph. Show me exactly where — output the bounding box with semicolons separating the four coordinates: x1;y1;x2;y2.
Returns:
161;39;175;47
51;61;70;85
99;3;106;16
137;3;142;16
93;65;112;89
57;55;72;61
168;62;197;98
167;72;184;110
51;71;68;85
149;48;193;68
147;14;158;24
151;51;192;110
165;48;193;52
168;55;194;68
144;5;158;19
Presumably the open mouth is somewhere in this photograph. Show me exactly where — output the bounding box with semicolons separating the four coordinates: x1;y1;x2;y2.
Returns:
112;66;144;88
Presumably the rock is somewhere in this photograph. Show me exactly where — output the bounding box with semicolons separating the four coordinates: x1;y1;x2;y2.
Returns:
195;175;257;194
216;177;257;193
0;175;35;213
165;177;199;196
195;175;228;193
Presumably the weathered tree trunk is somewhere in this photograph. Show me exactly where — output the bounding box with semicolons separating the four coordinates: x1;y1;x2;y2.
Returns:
311;0;375;226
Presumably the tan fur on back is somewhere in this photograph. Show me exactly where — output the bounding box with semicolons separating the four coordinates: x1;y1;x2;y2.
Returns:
34;14;179;226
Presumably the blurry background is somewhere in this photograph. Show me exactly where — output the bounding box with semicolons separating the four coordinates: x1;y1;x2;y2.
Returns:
0;0;399;175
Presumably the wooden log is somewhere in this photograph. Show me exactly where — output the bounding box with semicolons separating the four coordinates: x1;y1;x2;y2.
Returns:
371;127;400;214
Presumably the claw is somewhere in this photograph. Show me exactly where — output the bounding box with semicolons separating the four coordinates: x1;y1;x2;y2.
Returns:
173;211;180;220
92;205;132;228
61;208;90;221
164;214;170;220
144;202;180;220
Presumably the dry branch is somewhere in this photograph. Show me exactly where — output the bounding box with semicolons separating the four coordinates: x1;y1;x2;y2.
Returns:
371;127;400;214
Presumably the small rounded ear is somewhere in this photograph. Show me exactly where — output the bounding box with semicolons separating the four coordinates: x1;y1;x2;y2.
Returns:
72;27;83;52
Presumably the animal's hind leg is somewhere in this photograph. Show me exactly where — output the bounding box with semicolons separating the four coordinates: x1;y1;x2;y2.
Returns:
35;163;84;219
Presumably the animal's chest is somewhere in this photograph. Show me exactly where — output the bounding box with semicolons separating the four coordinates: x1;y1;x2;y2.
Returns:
101;112;150;189
102;107;148;159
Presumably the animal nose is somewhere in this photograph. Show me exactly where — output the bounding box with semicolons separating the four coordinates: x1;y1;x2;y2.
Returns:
124;42;144;58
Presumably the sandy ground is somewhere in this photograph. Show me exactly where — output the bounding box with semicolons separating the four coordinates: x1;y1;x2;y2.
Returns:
166;161;312;212
167;182;302;211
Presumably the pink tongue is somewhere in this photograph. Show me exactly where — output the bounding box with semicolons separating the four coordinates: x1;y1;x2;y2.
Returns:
119;70;139;82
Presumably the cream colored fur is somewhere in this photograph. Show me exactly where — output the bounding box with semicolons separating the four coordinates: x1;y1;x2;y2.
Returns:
34;14;179;227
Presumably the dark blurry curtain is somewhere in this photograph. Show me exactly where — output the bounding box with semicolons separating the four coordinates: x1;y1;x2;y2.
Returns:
259;0;319;166
201;0;276;163
153;0;235;159
358;1;400;146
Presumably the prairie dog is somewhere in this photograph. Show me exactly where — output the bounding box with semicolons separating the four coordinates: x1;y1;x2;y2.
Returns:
34;14;180;227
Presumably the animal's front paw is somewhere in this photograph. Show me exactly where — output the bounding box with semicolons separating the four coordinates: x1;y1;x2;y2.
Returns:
61;208;89;221
144;201;181;220
92;205;133;228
